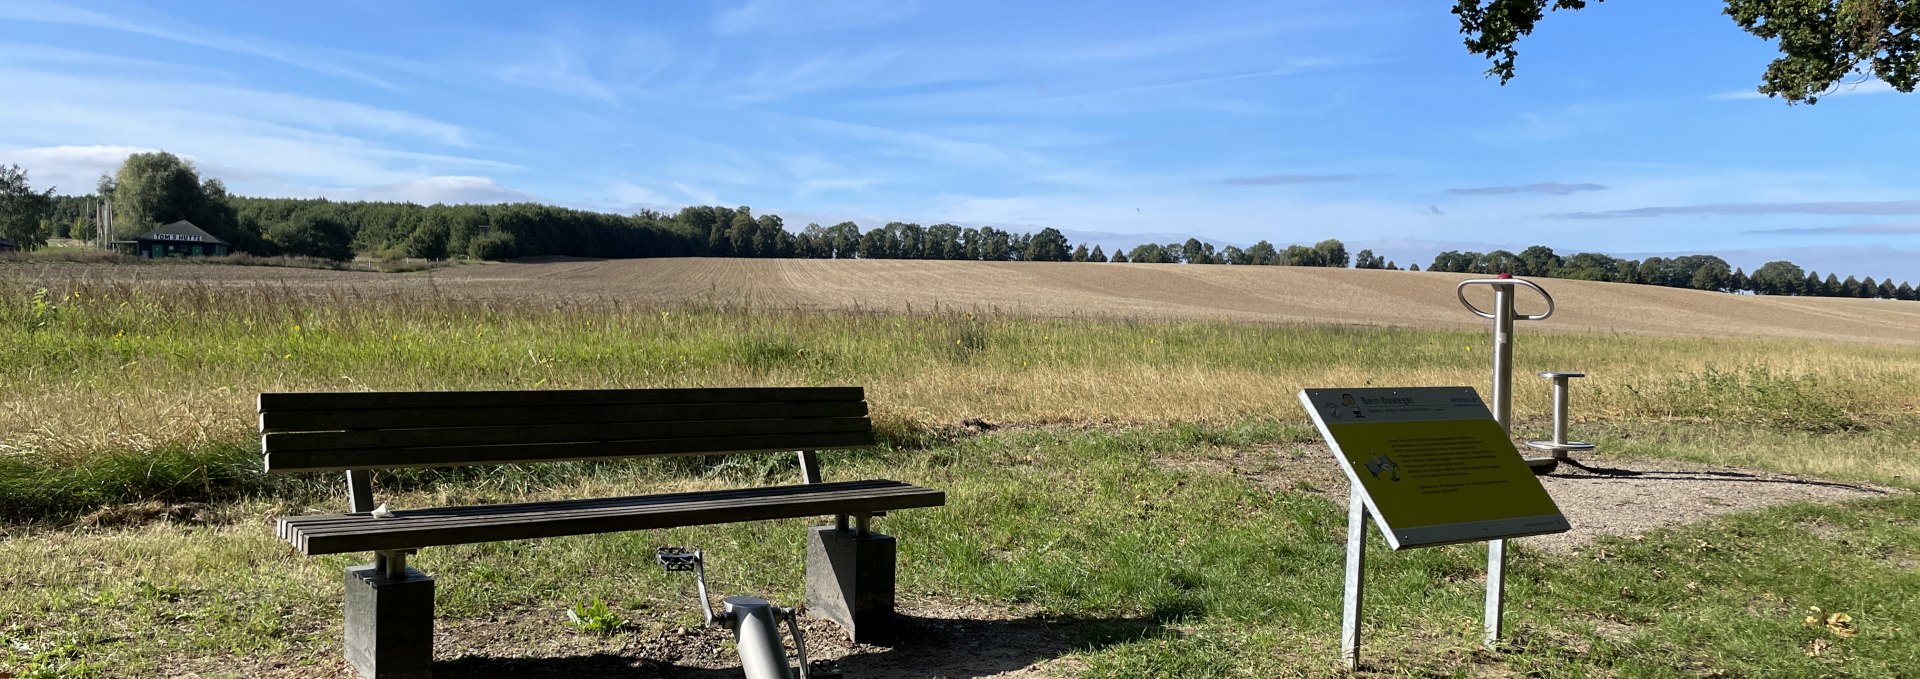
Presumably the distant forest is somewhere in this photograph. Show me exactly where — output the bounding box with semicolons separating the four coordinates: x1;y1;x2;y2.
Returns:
13;152;1917;302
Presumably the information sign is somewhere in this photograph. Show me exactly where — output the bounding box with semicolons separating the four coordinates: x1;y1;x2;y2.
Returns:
1299;386;1568;549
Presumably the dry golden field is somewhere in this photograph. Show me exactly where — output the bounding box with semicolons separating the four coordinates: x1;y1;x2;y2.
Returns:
6;259;1920;677
13;257;1920;344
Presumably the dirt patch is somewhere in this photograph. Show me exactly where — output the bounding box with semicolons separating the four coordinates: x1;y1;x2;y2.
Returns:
160;599;1085;678
71;501;217;529
1163;444;1901;552
165;599;1084;679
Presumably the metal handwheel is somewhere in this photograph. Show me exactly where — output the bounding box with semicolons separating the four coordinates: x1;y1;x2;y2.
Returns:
1454;274;1558;474
1456;276;1555;321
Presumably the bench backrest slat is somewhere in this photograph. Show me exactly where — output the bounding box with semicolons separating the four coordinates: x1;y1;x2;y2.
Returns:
259;386;863;414
262;401;867;436
260;386;873;473
267;431;877;473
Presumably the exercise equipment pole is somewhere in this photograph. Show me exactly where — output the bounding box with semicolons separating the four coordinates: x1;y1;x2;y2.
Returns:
1454;274;1555;648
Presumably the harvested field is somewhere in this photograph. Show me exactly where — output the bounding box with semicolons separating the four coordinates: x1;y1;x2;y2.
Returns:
8;258;1920;344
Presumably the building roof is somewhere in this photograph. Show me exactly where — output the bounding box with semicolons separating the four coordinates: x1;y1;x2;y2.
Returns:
135;220;229;246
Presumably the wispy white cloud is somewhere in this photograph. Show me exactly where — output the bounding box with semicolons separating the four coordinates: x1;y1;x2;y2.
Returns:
1053;22;1318;63
1;67;472;147
0;61;510;196
1448;183;1608;196
787;117;1032;167
1746;221;1920;235
609;181;672;207
0;144;159;194
320;176;541;204
713;0;920;35
671;182;721;205
0;42;237;81
1712;78;1895;101
727;49;902;102
1550;200;1920;219
495;38;629;104
1220;174;1377;186
0;1;401;89
795;177;882;197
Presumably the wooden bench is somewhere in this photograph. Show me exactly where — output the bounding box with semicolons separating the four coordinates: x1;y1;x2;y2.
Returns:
261;386;944;679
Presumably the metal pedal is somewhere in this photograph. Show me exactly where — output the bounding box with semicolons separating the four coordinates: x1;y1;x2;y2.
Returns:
807;659;844;679
656;546;701;572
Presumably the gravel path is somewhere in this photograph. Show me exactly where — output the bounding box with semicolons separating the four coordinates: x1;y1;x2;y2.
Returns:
1164;445;1901;551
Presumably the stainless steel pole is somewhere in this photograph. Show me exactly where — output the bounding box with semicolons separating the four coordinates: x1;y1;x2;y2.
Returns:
1484;539;1507;647
1454;276;1557;651
1490;283;1514;432
1550;378;1569;447
1485;282;1514;649
1341;490;1367;671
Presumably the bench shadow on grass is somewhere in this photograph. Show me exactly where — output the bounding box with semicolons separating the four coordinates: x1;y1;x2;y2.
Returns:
434;613;1168;679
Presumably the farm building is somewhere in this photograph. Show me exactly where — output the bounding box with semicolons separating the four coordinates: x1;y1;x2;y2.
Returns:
120;220;231;258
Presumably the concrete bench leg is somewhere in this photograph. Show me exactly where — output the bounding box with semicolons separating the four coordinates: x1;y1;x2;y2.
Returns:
344;565;435;679
805;525;897;644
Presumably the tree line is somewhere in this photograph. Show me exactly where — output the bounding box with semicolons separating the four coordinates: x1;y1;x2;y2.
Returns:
4;153;1912;302
1426;247;1919;301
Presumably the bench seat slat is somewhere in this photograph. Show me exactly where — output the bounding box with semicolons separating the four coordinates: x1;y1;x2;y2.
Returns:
289;484;934;543
265;416;873;453
261;400;868;433
260;387;864;414
276;480;944;555
282;483;928;539
274;482;872;538
277;483;832;540
265;431;877;473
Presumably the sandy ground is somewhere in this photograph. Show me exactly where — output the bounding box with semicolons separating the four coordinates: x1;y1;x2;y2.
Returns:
10;258;1920;345
1162;444;1902;553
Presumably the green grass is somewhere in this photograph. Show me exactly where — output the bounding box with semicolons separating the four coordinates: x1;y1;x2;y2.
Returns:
1;423;1914;677
0;279;1917;676
2;280;1917;519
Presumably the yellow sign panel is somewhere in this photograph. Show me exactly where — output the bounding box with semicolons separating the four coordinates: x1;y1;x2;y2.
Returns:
1299;387;1569;549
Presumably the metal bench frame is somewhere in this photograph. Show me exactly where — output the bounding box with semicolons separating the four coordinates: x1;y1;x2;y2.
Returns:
260;386;942;679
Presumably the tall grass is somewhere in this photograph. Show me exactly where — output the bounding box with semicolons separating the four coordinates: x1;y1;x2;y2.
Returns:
2;279;1916;518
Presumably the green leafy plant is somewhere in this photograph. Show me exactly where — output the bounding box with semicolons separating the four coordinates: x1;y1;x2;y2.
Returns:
565;597;628;636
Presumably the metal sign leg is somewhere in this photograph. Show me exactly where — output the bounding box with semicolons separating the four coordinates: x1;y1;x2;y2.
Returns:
1342;490;1367;671
1484;538;1506;648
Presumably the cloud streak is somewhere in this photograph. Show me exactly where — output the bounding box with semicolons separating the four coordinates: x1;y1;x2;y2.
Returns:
1220;174;1374;186
0;2;400;89
1746;221;1920;235
1713;78;1894;101
713;0;920;35
1448;182;1607;196
1549;200;1920;219
323;176;542;204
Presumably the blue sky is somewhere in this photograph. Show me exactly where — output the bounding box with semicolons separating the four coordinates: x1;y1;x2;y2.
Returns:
2;0;1916;278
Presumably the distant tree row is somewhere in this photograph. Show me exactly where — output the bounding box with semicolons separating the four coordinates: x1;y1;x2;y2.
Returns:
1113;238;1380;268
1427;246;1918;301
8;153;1911;303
